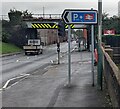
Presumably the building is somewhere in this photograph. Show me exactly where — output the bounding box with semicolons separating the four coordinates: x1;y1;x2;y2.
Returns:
37;29;67;46
37;29;57;45
118;1;120;17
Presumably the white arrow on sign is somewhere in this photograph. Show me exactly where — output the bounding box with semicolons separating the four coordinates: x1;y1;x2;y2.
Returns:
63;11;70;23
62;11;70;24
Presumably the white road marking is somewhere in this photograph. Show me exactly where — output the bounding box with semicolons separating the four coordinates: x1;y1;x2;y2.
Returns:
50;60;54;64
27;57;30;59
16;60;19;62
2;74;29;89
20;74;30;76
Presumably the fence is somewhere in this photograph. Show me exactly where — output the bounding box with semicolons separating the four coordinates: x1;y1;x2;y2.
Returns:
102;46;120;107
112;47;120;64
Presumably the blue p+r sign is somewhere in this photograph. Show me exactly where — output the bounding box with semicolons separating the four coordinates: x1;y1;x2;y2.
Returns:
71;11;97;24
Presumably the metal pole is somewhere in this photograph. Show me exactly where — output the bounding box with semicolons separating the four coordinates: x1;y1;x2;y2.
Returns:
68;25;71;86
91;25;95;86
58;36;60;64
43;7;45;18
97;0;103;90
98;0;102;44
78;30;80;52
56;22;60;64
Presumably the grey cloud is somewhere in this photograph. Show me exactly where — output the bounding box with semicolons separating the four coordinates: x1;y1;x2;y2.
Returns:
2;2;97;15
1;1;119;17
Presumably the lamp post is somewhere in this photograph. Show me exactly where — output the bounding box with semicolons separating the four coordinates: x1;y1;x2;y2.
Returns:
98;0;102;44
97;0;103;90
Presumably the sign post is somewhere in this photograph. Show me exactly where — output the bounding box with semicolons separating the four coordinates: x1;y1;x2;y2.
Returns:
68;25;71;86
62;9;97;86
91;25;95;86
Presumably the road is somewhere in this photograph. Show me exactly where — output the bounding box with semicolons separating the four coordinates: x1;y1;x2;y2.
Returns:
2;46;111;107
1;41;76;87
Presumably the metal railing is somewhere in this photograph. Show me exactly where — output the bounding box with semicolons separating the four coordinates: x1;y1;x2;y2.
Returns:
22;14;62;20
0;15;9;20
0;14;62;21
102;46;120;107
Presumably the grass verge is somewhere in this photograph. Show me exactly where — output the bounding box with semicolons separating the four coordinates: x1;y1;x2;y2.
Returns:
0;42;22;54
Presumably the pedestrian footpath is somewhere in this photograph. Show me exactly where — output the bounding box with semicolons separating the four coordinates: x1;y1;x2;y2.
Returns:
2;51;111;107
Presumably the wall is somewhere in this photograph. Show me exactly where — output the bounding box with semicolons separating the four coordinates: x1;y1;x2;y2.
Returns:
102;46;120;107
112;47;120;64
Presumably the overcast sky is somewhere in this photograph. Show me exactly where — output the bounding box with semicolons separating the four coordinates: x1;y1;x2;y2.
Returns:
1;0;120;18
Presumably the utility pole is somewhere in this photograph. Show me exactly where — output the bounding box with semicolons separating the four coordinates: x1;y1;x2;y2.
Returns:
97;0;103;90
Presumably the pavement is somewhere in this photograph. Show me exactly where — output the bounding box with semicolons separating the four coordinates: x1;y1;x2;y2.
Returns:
2;51;111;107
0;52;23;57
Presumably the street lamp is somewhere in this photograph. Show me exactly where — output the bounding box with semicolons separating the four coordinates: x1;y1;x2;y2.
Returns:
97;0;103;90
98;0;102;44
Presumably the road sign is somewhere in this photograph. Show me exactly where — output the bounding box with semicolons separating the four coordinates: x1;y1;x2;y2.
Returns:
104;29;115;35
62;9;97;24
